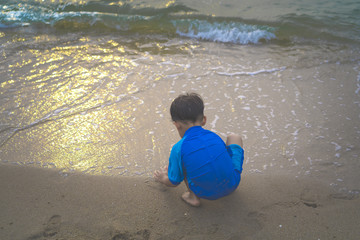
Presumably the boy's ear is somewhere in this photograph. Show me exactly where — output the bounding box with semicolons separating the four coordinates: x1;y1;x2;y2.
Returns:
173;121;182;130
202;116;207;126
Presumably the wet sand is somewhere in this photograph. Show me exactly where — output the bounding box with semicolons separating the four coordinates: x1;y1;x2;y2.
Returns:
1;164;359;240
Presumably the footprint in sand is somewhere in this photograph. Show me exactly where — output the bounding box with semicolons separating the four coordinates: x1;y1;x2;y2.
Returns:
43;215;62;237
300;188;318;208
27;215;62;240
111;229;150;240
330;190;360;200
144;179;168;192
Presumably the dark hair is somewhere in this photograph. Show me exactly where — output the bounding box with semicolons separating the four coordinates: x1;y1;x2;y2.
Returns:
170;93;204;123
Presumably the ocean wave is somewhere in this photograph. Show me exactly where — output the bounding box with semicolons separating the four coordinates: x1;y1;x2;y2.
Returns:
276;13;360;44
0;1;276;45
173;19;275;44
1;0;358;45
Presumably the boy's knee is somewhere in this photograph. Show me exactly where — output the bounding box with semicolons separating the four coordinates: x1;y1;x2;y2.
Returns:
226;134;243;148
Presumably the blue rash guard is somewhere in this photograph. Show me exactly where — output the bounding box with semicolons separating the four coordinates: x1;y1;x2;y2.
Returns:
167;126;244;200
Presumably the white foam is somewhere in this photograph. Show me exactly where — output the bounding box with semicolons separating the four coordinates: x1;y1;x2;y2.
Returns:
249;169;262;173
210;115;219;129
256;104;266;109
256;121;262;127
217;67;286;76
292;129;299;136
174;20;276;44
331;142;342;151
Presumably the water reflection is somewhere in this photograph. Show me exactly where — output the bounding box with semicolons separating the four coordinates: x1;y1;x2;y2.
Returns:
0;32;174;176
26;98;141;174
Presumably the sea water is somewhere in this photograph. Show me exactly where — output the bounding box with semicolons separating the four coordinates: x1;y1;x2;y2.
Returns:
0;0;359;195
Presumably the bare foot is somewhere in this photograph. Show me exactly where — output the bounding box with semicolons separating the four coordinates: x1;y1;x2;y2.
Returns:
182;191;201;207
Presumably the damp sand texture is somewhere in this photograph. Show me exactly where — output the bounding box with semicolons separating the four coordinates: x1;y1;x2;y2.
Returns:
1;0;360;239
1;164;360;240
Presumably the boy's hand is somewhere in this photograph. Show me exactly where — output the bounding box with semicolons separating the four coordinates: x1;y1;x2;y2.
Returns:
154;166;168;183
154;166;177;187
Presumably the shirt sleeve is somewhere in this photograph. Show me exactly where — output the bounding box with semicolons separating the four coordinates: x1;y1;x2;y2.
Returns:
167;139;184;185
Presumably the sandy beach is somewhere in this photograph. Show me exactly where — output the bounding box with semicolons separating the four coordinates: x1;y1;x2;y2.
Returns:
1;1;360;239
1;163;359;240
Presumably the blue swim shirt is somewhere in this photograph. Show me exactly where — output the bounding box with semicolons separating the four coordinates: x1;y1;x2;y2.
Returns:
167;126;243;200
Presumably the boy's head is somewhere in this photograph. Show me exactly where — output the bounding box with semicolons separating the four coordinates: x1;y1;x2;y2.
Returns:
170;93;204;124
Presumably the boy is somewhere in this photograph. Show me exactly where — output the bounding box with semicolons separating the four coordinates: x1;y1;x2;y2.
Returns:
154;93;244;207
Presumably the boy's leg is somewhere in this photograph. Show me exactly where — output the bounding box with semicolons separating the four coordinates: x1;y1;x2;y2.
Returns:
226;134;244;175
226;134;243;148
182;178;201;207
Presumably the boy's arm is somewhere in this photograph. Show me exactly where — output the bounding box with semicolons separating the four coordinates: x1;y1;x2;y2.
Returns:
154;166;178;187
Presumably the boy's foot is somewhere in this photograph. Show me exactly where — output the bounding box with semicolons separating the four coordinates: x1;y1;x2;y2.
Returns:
182;192;201;207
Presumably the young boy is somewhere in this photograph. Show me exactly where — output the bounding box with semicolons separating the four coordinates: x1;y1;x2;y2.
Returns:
154;93;244;207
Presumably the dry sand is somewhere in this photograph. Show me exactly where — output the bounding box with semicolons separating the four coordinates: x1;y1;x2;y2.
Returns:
0;164;359;240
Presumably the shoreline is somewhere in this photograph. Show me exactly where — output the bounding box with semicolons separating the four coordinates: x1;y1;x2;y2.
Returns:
1;164;359;240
